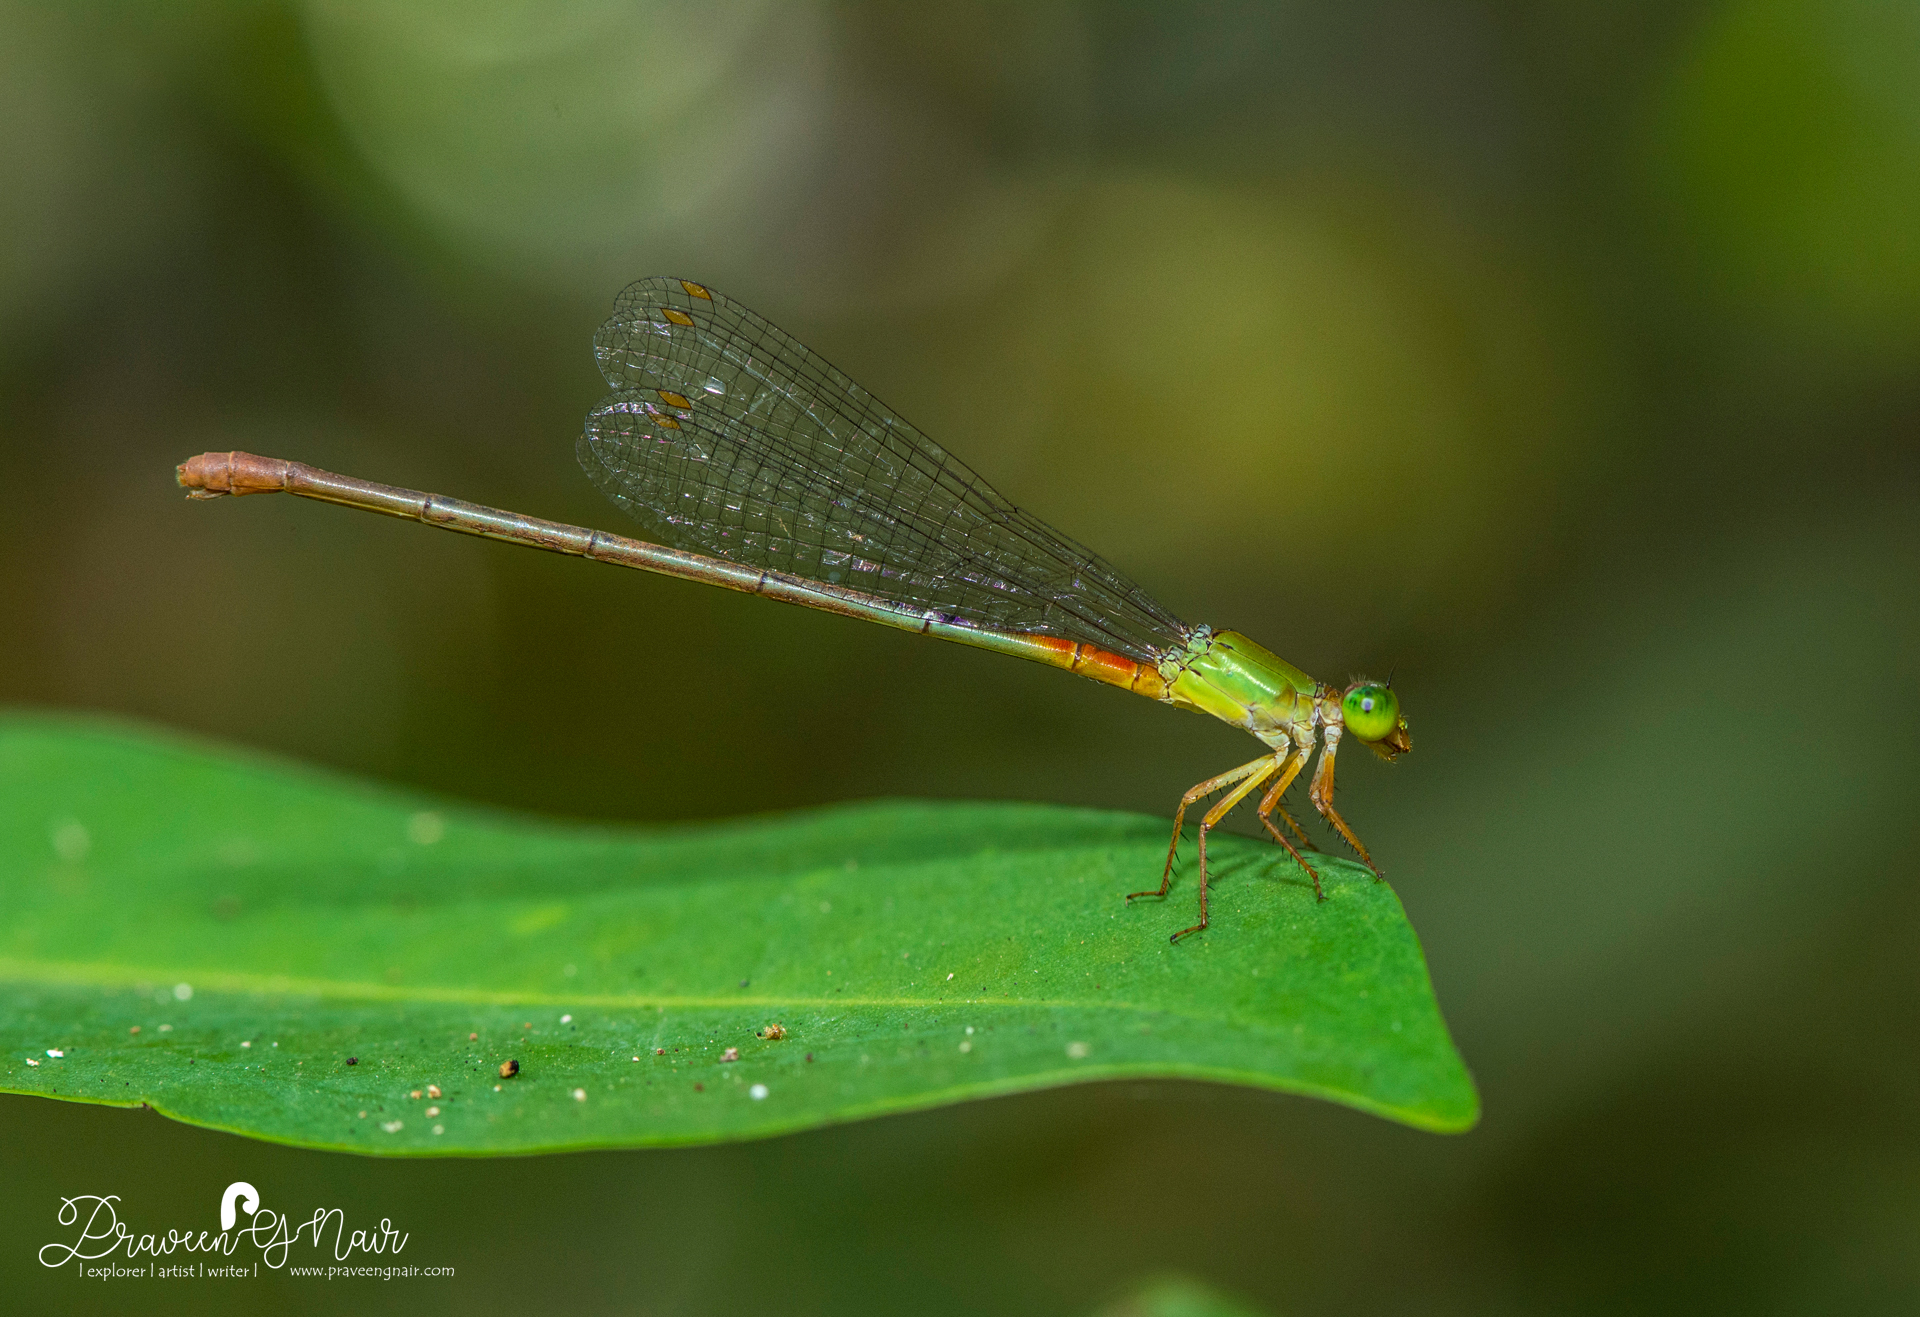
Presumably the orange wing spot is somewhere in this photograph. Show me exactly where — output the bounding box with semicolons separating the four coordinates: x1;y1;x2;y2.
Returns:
655;415;682;430
662;308;695;327
657;390;692;409
679;281;712;300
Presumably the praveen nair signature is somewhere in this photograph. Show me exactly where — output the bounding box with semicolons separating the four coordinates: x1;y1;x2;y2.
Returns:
40;1182;409;1270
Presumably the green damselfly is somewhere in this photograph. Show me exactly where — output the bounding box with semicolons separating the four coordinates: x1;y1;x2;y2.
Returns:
178;277;1411;940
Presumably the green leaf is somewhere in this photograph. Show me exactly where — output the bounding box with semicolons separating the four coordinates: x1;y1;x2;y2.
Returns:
0;714;1476;1154
1089;1275;1276;1317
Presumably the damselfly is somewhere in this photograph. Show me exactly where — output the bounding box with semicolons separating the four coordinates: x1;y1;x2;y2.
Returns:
177;277;1411;940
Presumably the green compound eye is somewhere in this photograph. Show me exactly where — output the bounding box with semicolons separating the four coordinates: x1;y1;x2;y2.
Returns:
1342;684;1399;742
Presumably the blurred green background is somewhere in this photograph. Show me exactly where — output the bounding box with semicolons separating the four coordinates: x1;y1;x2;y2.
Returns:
4;1;1918;1312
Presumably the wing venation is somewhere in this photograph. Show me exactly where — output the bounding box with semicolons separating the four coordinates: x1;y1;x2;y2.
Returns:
579;276;1190;663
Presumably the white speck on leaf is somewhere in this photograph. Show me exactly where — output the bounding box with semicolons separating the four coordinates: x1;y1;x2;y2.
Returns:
173;983;193;1001
381;1120;403;1133
560;1014;572;1024
46;1049;63;1058
572;1088;587;1101
50;819;90;863
749;1084;768;1100
1066;1042;1090;1060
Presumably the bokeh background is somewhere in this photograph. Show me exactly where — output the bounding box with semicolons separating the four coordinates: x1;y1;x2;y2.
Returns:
4;2;1918;1312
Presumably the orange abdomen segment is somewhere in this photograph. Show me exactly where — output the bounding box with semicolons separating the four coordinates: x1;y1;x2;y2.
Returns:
927;626;1167;701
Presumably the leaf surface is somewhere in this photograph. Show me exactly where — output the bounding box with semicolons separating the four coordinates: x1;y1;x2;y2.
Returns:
0;715;1476;1153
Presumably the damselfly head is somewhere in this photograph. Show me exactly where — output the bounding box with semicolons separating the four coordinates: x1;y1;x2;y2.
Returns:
1342;680;1411;759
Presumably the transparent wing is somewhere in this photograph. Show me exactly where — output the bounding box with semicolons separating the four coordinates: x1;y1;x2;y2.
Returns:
577;276;1192;664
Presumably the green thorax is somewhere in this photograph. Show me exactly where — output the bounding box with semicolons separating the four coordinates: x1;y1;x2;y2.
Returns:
1160;629;1320;746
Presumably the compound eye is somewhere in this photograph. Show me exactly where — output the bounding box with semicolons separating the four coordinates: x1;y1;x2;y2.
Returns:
1342;684;1398;742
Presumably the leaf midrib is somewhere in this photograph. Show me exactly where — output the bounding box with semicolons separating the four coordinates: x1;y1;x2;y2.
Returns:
0;956;1337;1032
